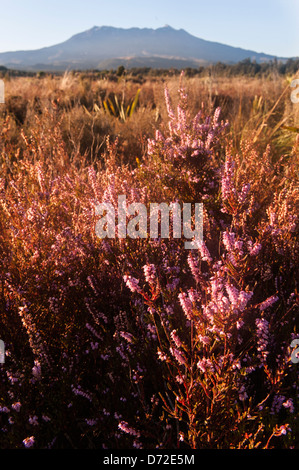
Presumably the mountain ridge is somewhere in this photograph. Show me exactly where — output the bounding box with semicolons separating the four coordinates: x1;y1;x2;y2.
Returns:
0;25;290;71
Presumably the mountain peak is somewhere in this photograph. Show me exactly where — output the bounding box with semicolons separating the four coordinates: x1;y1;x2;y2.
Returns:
0;25;284;71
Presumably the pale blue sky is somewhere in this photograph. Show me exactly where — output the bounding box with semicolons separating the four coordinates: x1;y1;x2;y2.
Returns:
0;0;298;57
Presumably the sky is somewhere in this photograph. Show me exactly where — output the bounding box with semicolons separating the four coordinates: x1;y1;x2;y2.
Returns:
0;0;298;57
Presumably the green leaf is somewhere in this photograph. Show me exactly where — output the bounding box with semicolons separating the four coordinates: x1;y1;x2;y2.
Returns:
281;125;299;133
129;88;140;117
107;98;116;116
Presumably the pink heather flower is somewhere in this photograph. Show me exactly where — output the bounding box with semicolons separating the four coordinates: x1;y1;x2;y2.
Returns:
232;360;241;370
29;415;39;426
147;139;155;155
187;252;201;283
143;264;157;285
32;360;41;379
259;295;279;311
205;130;214;150
225;283;239;306
218;295;230;313
234;240;243;254
178;292;193;320
210;277;223;299
170;347;187;366
238;290;253;312
238;385;248;401
166;278;180;291
157;349;167;362
36;163;45;193
283;399;294;413
0;406;9;413
118;421;140;437
197;357;214;373
187;288;200;304
238;183;251;204
120;331;134;344
249;242;262;256
221;175;231;201
268;209;277;226
222;231;235;252
123;275;142;293
86;323;103;340
177;105;187;131
213;106;221;125
275;424;291;436
164;87;175;121
155;129;164;142
270;394;285;415
256;318;270;361
71;385;93;402
197;240;212;263
23;436;35;448
176;374;184;384
86;419;97;426
221;154;235;199
147;323;157;340
42;415;51;422
199;335;211;345
170;330;182;348
227;252;238;267
11;402;21;412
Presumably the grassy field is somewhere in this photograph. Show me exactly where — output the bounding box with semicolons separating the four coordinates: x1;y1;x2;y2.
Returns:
0;69;298;449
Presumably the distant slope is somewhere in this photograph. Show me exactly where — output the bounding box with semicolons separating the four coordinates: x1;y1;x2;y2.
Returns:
0;25;288;71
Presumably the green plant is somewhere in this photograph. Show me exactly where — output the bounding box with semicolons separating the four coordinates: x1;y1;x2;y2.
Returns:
102;88;141;121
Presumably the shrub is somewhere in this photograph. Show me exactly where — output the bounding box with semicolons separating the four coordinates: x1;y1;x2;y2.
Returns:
0;72;298;449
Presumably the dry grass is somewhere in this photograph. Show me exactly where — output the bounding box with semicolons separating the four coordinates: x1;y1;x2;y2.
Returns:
2;71;298;163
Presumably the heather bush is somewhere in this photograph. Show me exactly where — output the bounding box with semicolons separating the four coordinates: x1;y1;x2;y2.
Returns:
0;72;298;449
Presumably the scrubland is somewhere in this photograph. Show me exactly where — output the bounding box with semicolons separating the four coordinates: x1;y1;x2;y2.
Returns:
0;69;298;449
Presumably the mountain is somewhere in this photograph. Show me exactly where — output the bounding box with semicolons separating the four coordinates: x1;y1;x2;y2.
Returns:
0;25;288;71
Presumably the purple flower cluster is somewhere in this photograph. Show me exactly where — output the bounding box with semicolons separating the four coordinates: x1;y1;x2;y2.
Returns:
255;318;270;362
148;75;228;165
